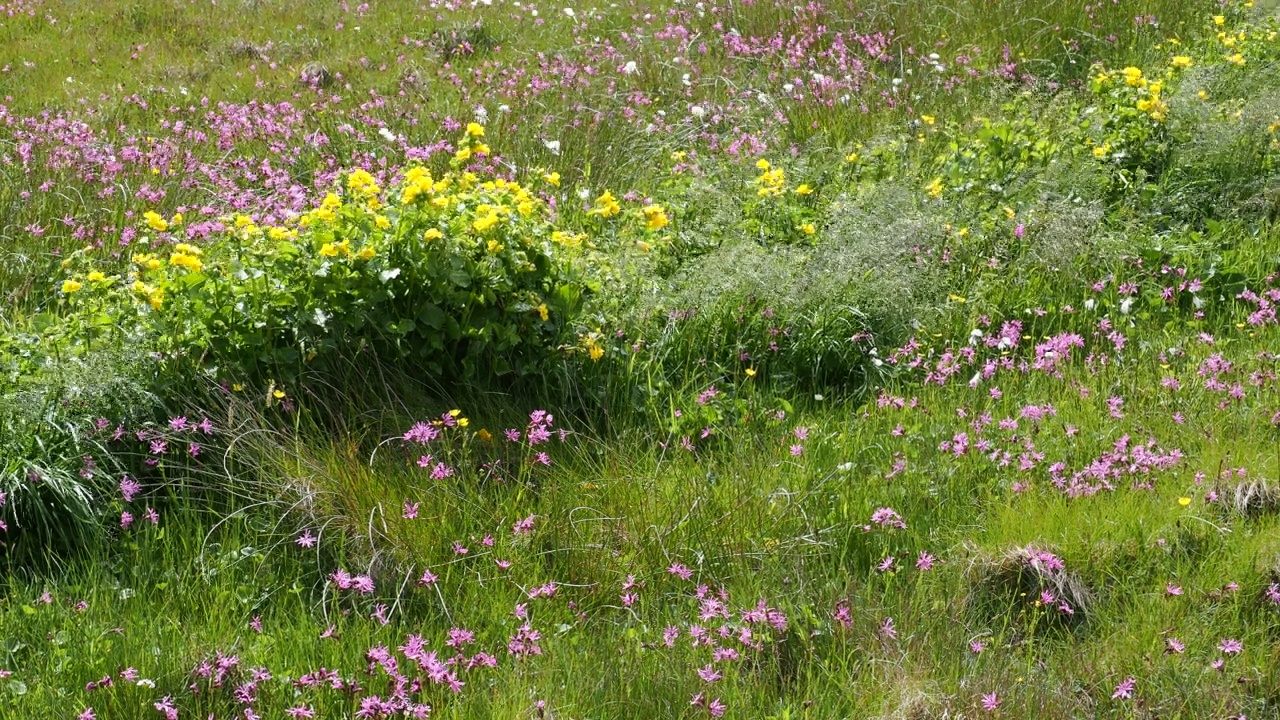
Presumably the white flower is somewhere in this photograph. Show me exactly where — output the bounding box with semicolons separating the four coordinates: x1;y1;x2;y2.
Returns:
622;60;638;75
563;7;575;16
378;127;397;143
1120;298;1134;315
690;105;706;119
968;328;984;346
544;139;561;155
783;83;794;93
474;105;489;123
577;187;591;200
682;72;691;86
1084;298;1096;311
137;679;156;688
498;104;510;113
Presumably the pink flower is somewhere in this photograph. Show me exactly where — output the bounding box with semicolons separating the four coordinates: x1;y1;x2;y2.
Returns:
1219;638;1243;655
980;692;1001;711
916;551;935;571
1164;583;1182;596
1111;677;1135;699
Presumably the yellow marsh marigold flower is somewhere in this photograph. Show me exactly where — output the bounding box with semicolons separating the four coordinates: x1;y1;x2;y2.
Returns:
375;215;391;230
799;223;816;236
1225;53;1245;66
795;184;814;196
487;239;505;253
347;169;380;196
168;254;202;271
589;191;621;218
147;288;164;309
921;114;936;126
1121;66;1145;87
1171;56;1193;69
86;270;106;282
473;211;500;232
466;122;485;137
542;171;560;186
755;159;770;170
474;143;491;155
535;303;549;321
61;279;83;294
144;211;168;232
455;147;472;162
642;204;669;231
357;246;377;260
424;228;443;241
1214;15;1225;26
925;177;944;199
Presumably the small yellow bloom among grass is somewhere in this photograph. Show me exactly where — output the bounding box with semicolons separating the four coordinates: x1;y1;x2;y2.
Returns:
61;279;83;294
642;204;669;231
1171;55;1193;69
925;177;944;199
1225;53;1245;66
144;210;169;232
589;191;621;218
1093;142;1111;158
542;171;560;186
1178;496;1192;506
535;303;549;321
86;270;106;282
466;122;485;137
799;223;816;236
745;368;757;377
794;183;814;195
424;228;443;240
1214;15;1225;26
1122;66;1145;87
921;114;936;125
845;151;859;163
478;428;493;442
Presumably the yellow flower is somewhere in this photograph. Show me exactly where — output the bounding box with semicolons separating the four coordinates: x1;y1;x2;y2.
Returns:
424;228;443;241
1171;55;1193;69
1003;206;1016;219
357;246;377;260
474;143;491;155
486;239;505;253
466;122;485;137
948;294;967;304
375;215;391;229
755;159;770;170
170;212;184;227
799;223;816;235
588;339;604;361
642;204;669;231
147;288;164;309
845;152;859;163
478;428;493;442
169;253;204;271
535;303;549;321
542;171;561;186
794;184;814;196
589;191;621;218
921;114;936;125
455;147;472;162
87;270;106;282
61;279;83;294
1122;66;1145;87
1178;496;1192;506
670;150;687;162
143;211;169;232
1092;143;1110;157
458;417;470;428
1213;15;1225;26
745;368;757;377
1225;52;1245;66
473;212;500;232
925;177;944;199
273;389;286;399
319;243;340;257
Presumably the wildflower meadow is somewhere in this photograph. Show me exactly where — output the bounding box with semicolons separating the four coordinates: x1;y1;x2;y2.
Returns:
6;0;1280;717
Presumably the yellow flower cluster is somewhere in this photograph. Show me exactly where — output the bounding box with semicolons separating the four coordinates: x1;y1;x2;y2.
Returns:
642;204;669;231
589;191;621;218
169;243;204;272
754;159;786;197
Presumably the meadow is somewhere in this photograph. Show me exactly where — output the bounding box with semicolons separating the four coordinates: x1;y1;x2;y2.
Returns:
5;0;1280;717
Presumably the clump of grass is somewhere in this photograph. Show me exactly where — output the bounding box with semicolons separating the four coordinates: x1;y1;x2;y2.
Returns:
966;545;1094;630
1217;477;1280;518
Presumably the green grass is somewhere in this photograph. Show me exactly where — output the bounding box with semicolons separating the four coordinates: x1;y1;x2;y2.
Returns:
10;0;1280;718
